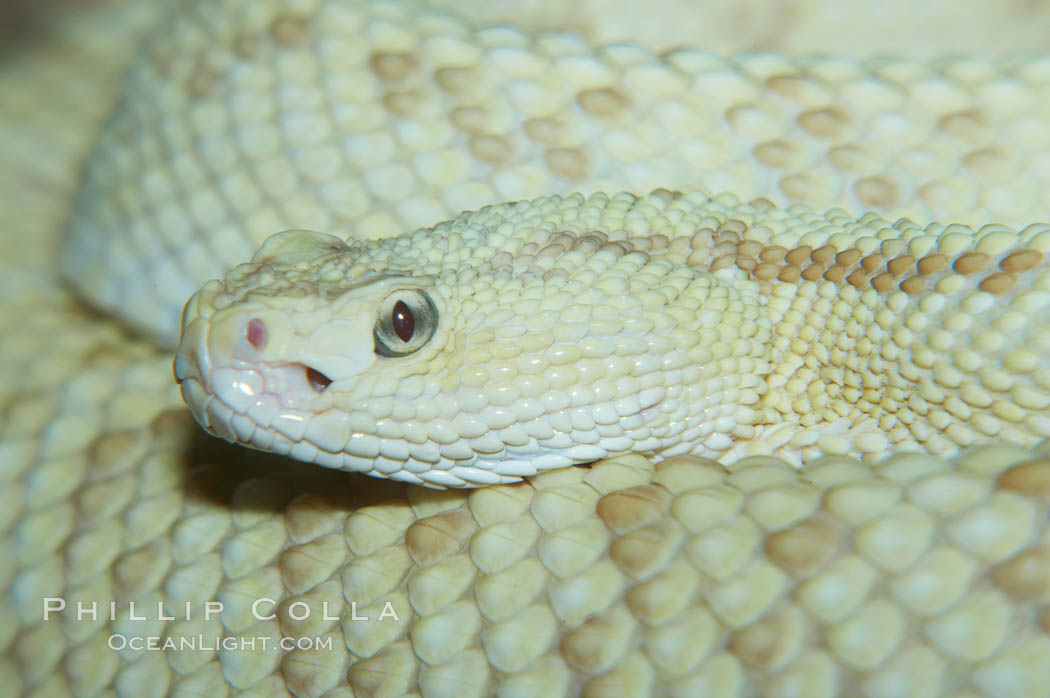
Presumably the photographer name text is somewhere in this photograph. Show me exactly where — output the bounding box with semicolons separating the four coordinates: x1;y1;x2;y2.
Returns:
43;598;400;622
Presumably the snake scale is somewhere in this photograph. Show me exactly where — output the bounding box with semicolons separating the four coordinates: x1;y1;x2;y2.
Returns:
3;0;1050;696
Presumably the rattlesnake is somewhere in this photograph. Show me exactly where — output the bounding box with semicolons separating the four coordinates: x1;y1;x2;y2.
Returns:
4;1;1050;696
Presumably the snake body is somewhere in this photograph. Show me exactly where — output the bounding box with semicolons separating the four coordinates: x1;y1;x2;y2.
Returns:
4;0;1050;696
60;0;1050;346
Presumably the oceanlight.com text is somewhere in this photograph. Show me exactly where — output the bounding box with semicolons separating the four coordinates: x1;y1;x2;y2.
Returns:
107;634;336;652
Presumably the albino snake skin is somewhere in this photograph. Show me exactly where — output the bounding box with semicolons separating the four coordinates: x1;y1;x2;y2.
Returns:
4;1;1050;696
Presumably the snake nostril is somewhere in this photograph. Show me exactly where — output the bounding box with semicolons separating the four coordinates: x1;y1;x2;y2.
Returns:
305;366;332;392
246;318;267;350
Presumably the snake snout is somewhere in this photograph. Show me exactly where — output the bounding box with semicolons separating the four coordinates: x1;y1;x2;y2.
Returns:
241;318;331;392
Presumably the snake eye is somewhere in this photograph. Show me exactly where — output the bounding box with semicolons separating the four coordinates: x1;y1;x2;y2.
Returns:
374;289;437;357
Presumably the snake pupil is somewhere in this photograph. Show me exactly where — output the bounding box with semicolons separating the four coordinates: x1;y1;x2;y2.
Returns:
392;300;414;342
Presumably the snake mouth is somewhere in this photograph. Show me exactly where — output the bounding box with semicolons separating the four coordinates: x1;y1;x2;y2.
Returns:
303;365;332;392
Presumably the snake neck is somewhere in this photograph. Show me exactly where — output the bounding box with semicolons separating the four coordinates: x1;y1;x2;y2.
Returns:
742;245;1049;462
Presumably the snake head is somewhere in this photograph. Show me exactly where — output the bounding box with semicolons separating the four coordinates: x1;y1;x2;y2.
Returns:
174;228;452;471
174;193;769;488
